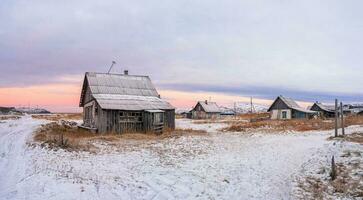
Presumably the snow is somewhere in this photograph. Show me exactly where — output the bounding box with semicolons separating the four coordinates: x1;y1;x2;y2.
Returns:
0;117;361;200
15;107;50;114
220;103;268;114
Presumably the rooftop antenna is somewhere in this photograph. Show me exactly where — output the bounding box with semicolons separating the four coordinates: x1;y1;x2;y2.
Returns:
107;61;116;73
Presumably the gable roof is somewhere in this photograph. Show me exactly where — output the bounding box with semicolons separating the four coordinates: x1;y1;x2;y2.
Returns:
79;72;174;110
311;102;335;113
268;96;316;114
195;101;221;113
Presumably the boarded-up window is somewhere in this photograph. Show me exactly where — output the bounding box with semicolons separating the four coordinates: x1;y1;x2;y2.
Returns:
153;113;164;124
85;106;92;120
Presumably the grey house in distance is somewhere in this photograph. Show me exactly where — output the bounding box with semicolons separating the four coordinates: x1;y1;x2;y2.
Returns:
190;100;221;119
268;96;316;120
310;102;335;118
79;71;175;134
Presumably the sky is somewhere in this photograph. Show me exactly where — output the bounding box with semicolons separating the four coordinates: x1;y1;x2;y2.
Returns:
0;0;362;112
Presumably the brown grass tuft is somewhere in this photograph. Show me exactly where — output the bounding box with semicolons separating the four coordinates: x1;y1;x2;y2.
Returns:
0;115;21;120
237;112;271;120
329;132;363;144
296;148;363;199
32;113;82;121
32;121;207;152
224;115;363;133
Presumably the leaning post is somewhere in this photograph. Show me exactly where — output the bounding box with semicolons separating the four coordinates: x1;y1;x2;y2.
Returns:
330;155;336;180
334;99;338;137
340;102;345;135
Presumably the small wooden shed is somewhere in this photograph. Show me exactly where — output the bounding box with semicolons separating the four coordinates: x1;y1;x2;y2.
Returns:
268;96;316;120
190;100;221;119
310;102;335;118
79;72;175;134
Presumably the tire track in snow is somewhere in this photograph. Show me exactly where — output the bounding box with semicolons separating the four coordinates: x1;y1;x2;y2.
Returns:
0;116;44;199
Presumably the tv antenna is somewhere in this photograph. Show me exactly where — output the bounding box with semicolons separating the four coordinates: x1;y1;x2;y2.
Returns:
107;61;116;73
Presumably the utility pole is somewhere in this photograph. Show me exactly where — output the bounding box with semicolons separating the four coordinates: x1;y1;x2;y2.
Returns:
340;102;345;135
334;99;338;137
250;97;253;113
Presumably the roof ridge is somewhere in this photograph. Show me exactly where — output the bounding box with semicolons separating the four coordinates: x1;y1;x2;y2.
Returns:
86;71;150;78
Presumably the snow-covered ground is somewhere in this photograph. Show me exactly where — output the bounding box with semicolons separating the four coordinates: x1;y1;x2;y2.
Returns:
0;117;361;200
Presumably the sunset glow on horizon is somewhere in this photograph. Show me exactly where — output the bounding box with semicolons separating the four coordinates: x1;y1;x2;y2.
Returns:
0;79;315;113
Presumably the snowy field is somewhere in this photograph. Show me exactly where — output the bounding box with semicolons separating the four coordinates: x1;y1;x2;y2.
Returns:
0;116;362;200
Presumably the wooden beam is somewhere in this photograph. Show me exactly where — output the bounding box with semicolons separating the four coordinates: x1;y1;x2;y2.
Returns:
340;102;345;135
335;99;338;137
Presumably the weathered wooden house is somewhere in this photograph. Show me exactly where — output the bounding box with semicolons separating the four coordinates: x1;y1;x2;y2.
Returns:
79;71;175;134
268;96;316;120
190;100;221;119
310;102;335;118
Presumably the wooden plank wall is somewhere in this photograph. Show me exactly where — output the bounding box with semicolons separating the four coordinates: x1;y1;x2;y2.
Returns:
96;108;175;134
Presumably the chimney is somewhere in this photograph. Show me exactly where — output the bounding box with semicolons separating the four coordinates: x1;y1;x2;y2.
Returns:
124;70;129;75
205;100;208;104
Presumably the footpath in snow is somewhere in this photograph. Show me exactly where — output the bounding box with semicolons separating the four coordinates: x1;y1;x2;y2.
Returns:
0;117;360;200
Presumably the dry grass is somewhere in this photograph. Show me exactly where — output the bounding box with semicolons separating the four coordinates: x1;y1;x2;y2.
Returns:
32;121;207;152
297;161;363;199
0;115;22;120
32;113;82;121
33;121;99;152
192;112;271;124
224;115;363;133
236;112;271;120
296;176;327;200
329;132;363;144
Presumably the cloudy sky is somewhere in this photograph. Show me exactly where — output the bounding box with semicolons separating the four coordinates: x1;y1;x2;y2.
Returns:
0;0;362;112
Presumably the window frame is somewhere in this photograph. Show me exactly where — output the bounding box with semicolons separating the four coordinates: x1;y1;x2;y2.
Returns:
282;111;287;119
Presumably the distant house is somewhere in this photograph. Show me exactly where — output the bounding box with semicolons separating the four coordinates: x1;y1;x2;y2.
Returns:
347;104;363;114
190;100;221;119
0;107;16;115
310;102;335;118
180;111;192;118
79;71;175;134
267;96;316;120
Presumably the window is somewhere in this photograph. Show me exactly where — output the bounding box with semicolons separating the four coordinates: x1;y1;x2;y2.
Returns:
282;111;287;119
153;113;164;124
119;112;142;122
94;106;98;116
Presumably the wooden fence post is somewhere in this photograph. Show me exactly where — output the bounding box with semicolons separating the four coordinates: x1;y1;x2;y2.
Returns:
335;99;338;137
330;156;336;180
340;102;345;136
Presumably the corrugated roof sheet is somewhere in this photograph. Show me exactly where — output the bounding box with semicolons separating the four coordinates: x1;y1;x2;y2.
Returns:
198;101;221;113
270;96;316;114
93;94;174;110
279;96;300;108
145;110;165;113
86;72;159;97
313;102;335;112
80;72;174;110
